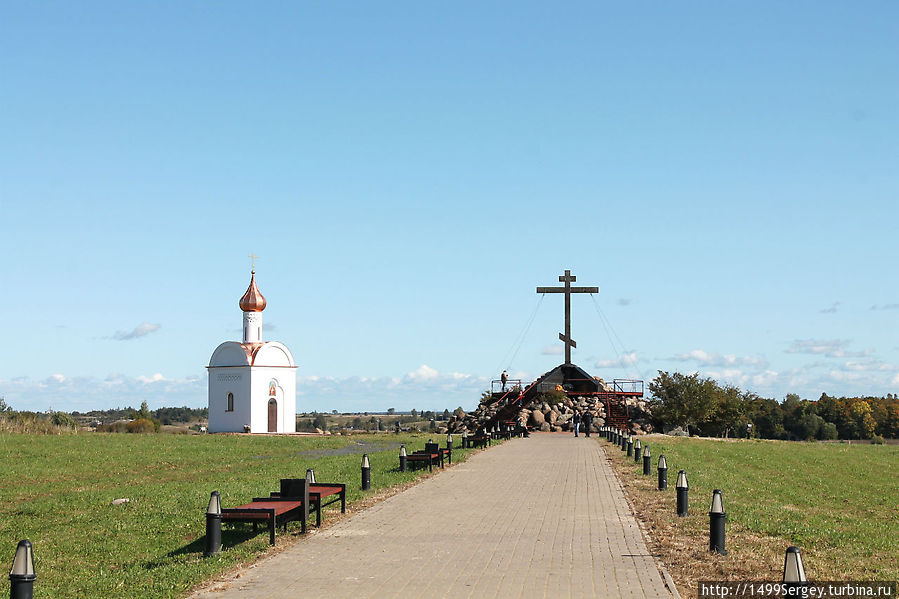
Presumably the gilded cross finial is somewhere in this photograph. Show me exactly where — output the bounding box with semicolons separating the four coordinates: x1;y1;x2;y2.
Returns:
248;253;259;273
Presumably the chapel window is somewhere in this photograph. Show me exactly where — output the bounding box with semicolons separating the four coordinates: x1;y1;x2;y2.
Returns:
226;392;234;412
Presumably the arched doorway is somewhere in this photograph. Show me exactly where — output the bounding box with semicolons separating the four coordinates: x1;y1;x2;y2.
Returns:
268;398;278;432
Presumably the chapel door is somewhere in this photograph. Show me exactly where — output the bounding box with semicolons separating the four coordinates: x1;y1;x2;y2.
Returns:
268;399;278;432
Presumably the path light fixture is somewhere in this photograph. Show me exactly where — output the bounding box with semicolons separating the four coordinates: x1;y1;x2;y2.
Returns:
708;489;727;555
676;470;688;517
782;546;808;586
306;468;316;484
399;445;407;472
204;491;222;557
446;433;453;450
634;439;642;462
626;436;634;457
620;432;627;451
361;454;371;491
657;455;668;490
462;430;468;448
642;446;651;475
9;539;36;599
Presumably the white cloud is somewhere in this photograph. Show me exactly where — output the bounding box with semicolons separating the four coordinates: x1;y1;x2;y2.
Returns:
617;298;632;306
405;364;439;382
842;359;897;372
784;339;872;358
870;303;899;311
0;373;204;412
541;345;564;356
111;323;161;341
670;349;768;369
595;352;638;368
820;302;840;314
892;373;899;386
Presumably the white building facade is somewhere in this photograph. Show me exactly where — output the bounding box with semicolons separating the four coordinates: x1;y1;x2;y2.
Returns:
207;271;297;433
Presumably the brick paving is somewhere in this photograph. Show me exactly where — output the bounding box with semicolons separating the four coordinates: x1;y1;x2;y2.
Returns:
190;433;677;599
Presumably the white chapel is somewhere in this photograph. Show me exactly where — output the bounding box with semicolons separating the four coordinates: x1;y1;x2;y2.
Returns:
207;269;297;433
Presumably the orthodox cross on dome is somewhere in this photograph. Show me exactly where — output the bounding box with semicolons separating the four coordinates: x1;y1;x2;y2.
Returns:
248;253;259;272
536;269;598;365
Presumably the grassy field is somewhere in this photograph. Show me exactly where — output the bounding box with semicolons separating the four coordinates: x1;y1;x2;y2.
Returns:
602;435;898;594
0;432;485;598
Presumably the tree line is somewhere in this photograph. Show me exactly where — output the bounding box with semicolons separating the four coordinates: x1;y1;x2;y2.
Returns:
648;371;899;441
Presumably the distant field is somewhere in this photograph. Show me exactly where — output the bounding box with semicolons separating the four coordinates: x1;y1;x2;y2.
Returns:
0;432;482;599
602;436;898;594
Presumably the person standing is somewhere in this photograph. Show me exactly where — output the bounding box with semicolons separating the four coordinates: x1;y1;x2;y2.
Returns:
501;369;508;391
582;411;593;438
572;410;581;437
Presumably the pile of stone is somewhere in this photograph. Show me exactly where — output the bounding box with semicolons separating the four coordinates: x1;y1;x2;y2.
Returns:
444;393;653;436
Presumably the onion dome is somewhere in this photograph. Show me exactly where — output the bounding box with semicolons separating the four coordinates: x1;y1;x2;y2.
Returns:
239;271;267;312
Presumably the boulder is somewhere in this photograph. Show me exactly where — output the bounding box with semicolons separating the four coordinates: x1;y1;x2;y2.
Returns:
529;410;545;427
539;422;551;432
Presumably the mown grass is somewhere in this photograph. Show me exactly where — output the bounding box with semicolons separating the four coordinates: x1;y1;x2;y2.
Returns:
0;432;487;598
602;436;898;593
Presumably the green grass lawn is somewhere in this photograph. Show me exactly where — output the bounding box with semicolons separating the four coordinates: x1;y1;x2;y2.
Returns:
0;432;482;598
610;436;899;580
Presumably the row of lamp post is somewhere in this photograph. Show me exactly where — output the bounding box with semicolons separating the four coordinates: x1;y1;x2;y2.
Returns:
599;425;809;584
13;434;472;596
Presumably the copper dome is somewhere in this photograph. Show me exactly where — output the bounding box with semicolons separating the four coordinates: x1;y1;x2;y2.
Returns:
239;271;267;312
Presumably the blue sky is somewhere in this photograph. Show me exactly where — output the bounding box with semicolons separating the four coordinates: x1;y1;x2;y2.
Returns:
1;2;897;413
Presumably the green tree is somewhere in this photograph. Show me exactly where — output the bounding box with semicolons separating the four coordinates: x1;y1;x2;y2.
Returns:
648;371;719;435
711;385;747;438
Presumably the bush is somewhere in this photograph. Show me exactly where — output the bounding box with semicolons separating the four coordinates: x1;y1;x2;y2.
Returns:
126;419;156;434
871;434;886;445
819;422;839;441
51;412;79;430
539;389;567;406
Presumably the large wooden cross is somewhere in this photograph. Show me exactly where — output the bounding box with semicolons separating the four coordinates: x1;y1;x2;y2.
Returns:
536;269;598;365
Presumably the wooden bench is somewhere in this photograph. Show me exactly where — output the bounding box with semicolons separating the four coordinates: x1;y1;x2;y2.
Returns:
407;443;441;471
271;478;346;527
464;433;490;448
221;489;309;545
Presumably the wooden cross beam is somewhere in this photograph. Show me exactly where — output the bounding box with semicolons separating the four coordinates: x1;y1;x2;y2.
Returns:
536;269;598;365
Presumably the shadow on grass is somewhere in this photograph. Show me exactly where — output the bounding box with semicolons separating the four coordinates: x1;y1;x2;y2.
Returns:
142;525;290;570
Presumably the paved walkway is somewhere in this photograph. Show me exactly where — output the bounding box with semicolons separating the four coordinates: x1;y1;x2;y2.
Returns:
190;434;676;599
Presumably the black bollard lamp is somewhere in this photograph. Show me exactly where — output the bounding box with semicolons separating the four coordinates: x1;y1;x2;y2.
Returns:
361;454;371;490
634;439;642;462
783;546;808;584
204;491;222;557
676;470;689;517
306;468;316;484
708;489;727;555
642;445;651;475
9;539;36;599
399;444;407;472
657;455;668;490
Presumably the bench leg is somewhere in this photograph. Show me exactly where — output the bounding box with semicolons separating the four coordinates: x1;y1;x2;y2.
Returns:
269;518;276;545
316;502;322;527
340;490;346;513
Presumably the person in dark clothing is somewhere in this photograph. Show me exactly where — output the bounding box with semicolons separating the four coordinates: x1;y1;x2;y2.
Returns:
572;410;581;437
501;370;508;391
582;411;593;437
